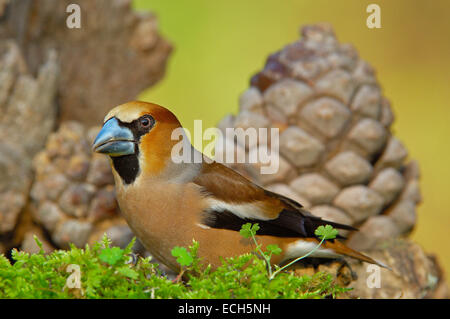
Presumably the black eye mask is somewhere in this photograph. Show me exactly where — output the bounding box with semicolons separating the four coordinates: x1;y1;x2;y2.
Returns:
119;115;156;141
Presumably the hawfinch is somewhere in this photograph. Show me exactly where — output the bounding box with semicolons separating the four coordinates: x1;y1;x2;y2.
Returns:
92;101;385;272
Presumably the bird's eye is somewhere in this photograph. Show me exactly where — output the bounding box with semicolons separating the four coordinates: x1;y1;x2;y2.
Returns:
139;116;151;128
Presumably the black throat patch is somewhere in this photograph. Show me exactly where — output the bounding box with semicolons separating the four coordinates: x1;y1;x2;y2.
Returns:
110;115;155;185
111;153;140;185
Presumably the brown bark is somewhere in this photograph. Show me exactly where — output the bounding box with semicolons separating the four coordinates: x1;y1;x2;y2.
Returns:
0;0;172;125
0;40;59;237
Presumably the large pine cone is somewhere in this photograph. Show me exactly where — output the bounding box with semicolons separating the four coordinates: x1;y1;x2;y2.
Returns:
216;24;421;251
28;122;135;250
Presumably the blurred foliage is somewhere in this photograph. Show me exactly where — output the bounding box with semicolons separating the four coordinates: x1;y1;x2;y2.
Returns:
133;0;450;278
0;236;346;299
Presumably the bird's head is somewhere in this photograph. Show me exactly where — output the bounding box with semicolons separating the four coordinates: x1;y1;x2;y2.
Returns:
92;101;185;185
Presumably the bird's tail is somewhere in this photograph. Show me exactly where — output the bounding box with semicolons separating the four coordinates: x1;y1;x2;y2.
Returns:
323;240;391;269
299;207;358;233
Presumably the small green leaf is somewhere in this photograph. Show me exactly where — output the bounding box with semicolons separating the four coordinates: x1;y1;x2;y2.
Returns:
314;225;338;240
171;247;193;267
189;240;199;256
239;223;252;238
101;233;113;248
252;223;260;233
33;235;44;254
239;223;260;238
124;237;137;255
266;244;282;255
117;266;139;279
99;247;124;265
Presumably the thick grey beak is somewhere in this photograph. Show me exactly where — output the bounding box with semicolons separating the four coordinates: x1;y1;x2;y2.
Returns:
92;118;135;156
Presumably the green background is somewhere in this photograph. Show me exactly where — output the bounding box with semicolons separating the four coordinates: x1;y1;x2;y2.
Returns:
134;0;450;278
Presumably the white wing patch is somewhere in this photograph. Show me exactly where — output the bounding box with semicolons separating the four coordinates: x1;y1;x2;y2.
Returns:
206;198;273;221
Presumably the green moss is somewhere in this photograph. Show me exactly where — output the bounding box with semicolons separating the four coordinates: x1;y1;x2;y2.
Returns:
0;235;349;299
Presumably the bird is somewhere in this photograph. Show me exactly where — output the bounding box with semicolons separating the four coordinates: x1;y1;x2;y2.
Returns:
92;101;387;272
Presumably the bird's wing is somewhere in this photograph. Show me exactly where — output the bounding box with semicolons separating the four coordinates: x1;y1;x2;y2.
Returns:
193;162;356;238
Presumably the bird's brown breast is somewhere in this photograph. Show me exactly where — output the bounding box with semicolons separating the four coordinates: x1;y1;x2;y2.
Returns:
114;177;296;271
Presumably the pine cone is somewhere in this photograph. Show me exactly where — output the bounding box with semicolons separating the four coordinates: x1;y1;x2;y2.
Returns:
216;23;421;251
28;122;132;250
